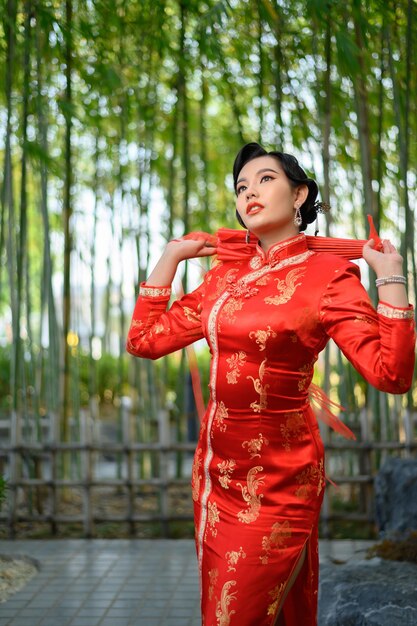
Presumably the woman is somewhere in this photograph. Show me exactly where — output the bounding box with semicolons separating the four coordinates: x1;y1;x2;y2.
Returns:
126;142;415;625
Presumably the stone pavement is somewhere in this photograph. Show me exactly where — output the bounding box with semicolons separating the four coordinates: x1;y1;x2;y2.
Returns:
0;539;374;626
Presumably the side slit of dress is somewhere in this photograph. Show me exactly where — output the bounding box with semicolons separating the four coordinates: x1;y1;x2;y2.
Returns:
271;524;319;626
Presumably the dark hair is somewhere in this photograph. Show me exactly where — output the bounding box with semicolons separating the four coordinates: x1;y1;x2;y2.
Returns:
233;142;329;232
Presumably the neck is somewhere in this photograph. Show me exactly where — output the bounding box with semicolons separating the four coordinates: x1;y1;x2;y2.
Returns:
257;224;300;253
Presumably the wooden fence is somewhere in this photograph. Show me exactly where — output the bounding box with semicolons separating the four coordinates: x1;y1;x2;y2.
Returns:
0;405;416;538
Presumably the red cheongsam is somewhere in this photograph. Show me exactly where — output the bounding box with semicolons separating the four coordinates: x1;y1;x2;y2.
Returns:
126;231;415;626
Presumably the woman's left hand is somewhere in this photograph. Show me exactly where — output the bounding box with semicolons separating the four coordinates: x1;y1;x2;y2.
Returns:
362;238;404;277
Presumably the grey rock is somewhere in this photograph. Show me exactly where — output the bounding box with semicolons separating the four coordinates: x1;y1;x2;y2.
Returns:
375;457;417;536
319;559;417;626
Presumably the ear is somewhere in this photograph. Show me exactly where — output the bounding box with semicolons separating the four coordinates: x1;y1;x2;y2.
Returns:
295;184;309;206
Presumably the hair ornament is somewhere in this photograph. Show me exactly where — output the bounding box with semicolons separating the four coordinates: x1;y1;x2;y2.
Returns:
314;201;331;213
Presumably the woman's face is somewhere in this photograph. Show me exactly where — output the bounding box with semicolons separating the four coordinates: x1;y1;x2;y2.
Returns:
235;155;307;239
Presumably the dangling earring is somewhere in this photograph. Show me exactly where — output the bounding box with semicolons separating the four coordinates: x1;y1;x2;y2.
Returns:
294;204;302;227
245;230;250;244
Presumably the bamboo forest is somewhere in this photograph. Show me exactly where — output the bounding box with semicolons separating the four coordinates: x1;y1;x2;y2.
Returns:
0;0;416;540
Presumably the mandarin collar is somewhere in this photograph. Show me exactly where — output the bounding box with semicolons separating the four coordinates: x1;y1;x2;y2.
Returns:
251;233;308;268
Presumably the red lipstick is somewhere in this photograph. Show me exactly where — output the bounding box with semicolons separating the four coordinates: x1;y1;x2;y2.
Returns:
246;202;265;215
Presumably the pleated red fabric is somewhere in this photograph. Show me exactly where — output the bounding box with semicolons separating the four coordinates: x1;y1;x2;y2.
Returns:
127;230;415;626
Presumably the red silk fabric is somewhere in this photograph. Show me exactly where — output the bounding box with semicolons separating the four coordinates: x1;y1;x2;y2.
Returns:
127;229;414;625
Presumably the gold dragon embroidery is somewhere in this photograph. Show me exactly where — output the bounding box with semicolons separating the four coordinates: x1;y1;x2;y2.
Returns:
242;433;269;459
225;546;247;572
237;466;265;524
260;520;292;565
247;359;269;413
215;580;237;626
217;459;236;489
255;274;270;285
264;266;305;306
226;351;247;384
249;326;277;351
208;268;240;301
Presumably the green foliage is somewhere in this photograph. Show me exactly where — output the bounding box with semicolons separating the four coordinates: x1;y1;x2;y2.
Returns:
0;3;416;547
0;475;7;511
367;531;417;564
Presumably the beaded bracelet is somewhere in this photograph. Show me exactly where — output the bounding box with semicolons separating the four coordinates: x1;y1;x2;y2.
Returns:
375;275;406;288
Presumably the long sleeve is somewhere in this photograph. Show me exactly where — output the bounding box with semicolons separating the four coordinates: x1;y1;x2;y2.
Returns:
319;261;415;393
126;281;206;360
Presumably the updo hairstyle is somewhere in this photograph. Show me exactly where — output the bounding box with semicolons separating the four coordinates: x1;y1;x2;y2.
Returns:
233;142;329;232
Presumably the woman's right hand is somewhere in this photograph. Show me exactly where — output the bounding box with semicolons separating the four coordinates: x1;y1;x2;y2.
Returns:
165;233;217;262
144;232;217;288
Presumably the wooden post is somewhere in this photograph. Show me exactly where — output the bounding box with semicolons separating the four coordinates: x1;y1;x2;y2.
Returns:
8;409;21;537
122;397;135;536
80;410;93;537
158;407;170;537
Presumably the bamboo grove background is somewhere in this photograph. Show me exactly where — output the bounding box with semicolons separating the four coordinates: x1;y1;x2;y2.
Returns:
0;0;416;538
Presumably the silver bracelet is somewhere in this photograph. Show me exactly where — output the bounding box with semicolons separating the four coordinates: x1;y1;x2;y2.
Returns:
375;275;406;288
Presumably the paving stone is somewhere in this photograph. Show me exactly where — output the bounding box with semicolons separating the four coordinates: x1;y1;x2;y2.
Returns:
0;538;378;626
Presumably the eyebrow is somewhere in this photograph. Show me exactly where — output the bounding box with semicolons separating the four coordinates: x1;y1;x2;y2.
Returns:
236;168;279;186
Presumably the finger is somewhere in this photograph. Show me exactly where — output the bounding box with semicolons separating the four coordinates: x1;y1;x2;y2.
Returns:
196;248;217;257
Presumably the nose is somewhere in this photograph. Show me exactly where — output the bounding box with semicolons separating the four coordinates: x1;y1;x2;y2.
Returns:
245;184;259;200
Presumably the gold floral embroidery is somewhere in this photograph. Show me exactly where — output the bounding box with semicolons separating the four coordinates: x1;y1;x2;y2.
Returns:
207;501;220;537
183;306;201;323
220;279;259;323
221;297;245;323
225;546;247;572
260;521;292;565
298;362;313;392
242;433;269;459
212;401;228;434
226;351;246;384
139;285;171;298
208;568;219;601
153;322;166;335
267;582;285;616
227;280;259;299
215;580;237;626
217;459;236;489
247;359;269;413
377;303;414;320
237;466;265;524
280;412;307;452
249;326;277;351
192;448;203;501
294;306;319;334
294;459;325;500
264;267;305;306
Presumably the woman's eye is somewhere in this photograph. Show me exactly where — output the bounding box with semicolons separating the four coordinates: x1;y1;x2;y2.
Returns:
261;175;273;182
236;185;246;195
